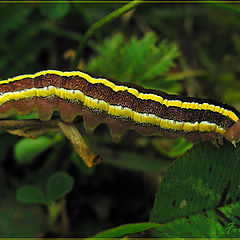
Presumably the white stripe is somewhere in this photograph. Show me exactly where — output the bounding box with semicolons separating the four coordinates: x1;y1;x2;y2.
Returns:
0;86;226;133
0;69;237;122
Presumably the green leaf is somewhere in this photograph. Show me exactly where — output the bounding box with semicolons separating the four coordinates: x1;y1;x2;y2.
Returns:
152;138;193;158
89;222;161;239
149;142;240;237
14;136;57;164
46;172;74;202
16;185;47;205
87;33;180;93
168;139;193;158
150;201;240;238
40;3;70;20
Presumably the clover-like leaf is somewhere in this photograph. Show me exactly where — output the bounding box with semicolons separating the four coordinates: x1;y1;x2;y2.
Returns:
16;185;47;205
46;172;74;202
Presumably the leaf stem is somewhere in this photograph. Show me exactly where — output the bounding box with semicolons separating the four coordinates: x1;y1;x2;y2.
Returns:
71;0;144;69
48;199;65;232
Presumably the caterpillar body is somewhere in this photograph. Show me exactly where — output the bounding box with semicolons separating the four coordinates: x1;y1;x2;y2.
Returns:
0;70;239;145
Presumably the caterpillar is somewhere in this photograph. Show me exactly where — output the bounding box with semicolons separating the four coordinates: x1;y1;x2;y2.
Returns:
0;70;239;145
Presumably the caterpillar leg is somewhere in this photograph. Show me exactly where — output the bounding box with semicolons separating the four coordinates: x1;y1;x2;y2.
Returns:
224;120;240;147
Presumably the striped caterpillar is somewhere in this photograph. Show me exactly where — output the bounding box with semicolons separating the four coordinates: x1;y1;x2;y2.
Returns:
0;70;240;146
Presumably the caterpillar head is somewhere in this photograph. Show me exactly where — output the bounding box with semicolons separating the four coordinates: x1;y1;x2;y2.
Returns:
224;120;240;147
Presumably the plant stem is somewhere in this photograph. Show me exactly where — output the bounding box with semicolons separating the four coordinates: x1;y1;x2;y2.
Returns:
71;0;144;69
58;121;101;167
48;199;65;232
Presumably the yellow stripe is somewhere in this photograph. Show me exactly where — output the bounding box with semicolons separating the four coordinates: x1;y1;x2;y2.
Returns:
0;86;227;136
0;70;238;122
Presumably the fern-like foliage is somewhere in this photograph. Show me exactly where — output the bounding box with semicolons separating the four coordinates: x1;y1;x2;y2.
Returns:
87;33;181;93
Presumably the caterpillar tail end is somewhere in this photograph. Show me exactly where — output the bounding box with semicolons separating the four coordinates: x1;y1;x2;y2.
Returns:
224;120;240;147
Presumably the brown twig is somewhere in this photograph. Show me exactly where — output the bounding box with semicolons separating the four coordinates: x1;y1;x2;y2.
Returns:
0;119;101;167
58;121;101;167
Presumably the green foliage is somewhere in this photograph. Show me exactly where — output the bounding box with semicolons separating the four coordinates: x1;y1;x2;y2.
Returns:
149;142;240;237
0;2;240;238
0;5;52;78
152;138;193;158
17;172;74;205
0;5;32;38
14;135;60;164
46;172;74;202
40;3;71;20
150;201;240;237
16;172;73;234
87;33;181;93
17;186;47;204
88;222;161;238
85;142;240;238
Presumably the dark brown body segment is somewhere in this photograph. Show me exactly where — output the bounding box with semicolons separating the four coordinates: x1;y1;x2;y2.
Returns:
0;71;239;144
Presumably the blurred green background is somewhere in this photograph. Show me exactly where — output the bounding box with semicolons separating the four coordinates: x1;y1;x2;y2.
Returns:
0;2;240;237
